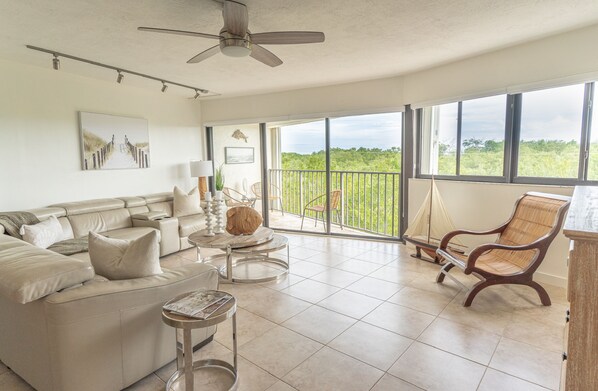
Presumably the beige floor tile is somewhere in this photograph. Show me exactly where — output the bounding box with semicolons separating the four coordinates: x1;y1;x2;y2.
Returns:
418;317;501;365
154;341;232;383
478;368;551;391
238;326;322;378
327;245;369;258
503;313;564;353
439;301;513;335
388;286;452;316
260;274;305;291
452;284;548;312
178;247;201;261
353;250;399;265
368;266;423;285
310;268;363;288
0;361;8;376
512;301;569;326
345;276;403;300
123;373;165;391
288;247;322;260
160;254;191;269
329;321;413;370
374;242;406;256
370;374;424;391
388;342;486;391
288;260;329;278
283;347;383;391
215;307;277;349
489;338;562;390
363;302;435;339
281;278;340;303
228;354;278;391
219;284;273;309
242;289;312;323
407;275;463;298
0;371;35;391
282;305;356;343
304;251;350;266
334;259;383;275
317;290;383;319
266;380;297;391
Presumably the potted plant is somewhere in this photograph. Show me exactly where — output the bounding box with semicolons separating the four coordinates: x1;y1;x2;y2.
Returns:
215;165;225;191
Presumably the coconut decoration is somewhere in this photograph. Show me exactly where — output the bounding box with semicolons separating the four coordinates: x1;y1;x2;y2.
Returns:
226;207;263;235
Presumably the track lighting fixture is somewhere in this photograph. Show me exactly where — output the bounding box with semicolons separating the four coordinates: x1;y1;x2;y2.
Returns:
52;54;60;70
26;45;215;96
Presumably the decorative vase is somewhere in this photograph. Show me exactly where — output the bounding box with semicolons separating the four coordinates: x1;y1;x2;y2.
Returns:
213;197;225;234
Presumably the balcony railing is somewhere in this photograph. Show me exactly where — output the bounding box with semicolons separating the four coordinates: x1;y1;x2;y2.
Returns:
269;169;401;237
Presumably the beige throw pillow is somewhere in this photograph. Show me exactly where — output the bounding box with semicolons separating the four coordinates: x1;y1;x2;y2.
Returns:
88;231;162;280
19;215;64;249
173;186;203;217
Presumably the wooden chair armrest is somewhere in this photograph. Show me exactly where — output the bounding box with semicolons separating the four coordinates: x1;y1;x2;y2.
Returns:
465;238;547;273
304;194;326;209
439;226;506;249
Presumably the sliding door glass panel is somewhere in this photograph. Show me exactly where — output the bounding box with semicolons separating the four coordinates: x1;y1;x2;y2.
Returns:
587;85;598;180
267;120;326;233
518;84;584;178
460;95;506;176
212;123;262;220
330;113;402;237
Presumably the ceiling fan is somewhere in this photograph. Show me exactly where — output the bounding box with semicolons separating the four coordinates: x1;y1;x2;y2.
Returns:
138;0;325;67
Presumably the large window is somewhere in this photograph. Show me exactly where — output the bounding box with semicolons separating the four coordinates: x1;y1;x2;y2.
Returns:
417;82;596;185
420;95;506;178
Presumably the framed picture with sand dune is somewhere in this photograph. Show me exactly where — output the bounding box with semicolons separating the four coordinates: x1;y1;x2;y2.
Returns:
79;112;150;170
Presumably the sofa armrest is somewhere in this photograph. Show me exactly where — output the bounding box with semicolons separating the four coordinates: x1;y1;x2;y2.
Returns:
133;217;179;256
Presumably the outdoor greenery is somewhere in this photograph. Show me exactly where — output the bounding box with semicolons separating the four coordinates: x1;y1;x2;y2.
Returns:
282;147;402;172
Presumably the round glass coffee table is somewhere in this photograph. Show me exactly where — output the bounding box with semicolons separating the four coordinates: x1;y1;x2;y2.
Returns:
162;290;238;391
188;227;289;283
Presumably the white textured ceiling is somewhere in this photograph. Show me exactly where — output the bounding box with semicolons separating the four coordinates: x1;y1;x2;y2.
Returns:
1;0;598;99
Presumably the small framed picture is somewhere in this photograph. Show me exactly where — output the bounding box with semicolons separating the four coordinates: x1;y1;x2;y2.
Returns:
225;147;254;164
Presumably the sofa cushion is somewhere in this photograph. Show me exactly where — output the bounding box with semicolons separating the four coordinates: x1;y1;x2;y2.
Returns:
0;234;94;304
178;215;206;237
19;215;64;249
173;186;203;217
50;198;125;215
88;231;162;280
68;208;132;238
104;227;161;242
147;201;173;217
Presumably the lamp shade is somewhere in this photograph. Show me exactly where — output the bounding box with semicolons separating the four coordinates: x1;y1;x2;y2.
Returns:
190;160;213;177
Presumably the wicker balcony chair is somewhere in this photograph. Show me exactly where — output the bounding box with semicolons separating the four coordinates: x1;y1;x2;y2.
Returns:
301;189;343;230
222;187;255;208
251;182;284;215
436;192;570;307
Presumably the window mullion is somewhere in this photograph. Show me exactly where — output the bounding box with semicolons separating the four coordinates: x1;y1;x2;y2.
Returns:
510;94;522;182
456;102;463;176
579;82;594;181
503;95;515;182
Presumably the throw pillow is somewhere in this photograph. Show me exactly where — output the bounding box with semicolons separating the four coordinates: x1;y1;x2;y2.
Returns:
173;186;203;217
19;215;64;249
88;230;162;280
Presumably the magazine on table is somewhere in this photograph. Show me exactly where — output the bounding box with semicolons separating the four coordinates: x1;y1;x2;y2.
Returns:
163;290;233;319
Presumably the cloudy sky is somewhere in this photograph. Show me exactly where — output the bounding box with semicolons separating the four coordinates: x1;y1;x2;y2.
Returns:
280;112;403;154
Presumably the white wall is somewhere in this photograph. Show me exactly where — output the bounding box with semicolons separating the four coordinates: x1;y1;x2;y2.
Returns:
409;179;573;287
0;59;204;210
212;124;261;195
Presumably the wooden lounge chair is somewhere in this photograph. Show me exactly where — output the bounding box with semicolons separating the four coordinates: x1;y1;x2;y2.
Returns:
222;187;255;208
436;192;570;307
251;182;284;215
301;189;342;230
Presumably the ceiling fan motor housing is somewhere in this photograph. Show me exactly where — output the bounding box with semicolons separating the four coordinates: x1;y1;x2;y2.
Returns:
219;30;251;57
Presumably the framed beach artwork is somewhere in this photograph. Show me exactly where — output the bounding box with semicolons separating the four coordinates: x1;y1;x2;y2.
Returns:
225;147;255;164
79;112;150;170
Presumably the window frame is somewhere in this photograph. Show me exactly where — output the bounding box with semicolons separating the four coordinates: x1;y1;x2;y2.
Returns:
416;82;597;186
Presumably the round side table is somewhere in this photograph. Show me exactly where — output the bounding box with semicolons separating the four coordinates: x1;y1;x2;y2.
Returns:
162;291;238;391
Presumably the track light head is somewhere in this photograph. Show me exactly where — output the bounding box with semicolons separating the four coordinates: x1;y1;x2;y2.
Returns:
161;82;168;93
52;55;60;70
116;70;124;84
194;89;200;99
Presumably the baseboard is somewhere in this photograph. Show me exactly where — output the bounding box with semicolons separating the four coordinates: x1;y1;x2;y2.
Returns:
535;272;567;288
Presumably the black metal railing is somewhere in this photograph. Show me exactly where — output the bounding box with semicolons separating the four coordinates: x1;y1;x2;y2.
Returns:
269;169;401;237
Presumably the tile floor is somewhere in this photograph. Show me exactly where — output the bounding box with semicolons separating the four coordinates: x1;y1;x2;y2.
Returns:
0;233;567;391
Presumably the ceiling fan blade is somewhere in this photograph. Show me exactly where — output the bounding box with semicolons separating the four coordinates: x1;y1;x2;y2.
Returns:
187;45;221;63
251;31;325;45
250;44;283;67
138;27;220;40
223;0;248;37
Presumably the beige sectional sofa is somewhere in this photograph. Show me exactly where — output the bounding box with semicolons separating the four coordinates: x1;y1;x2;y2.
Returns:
0;192;216;391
